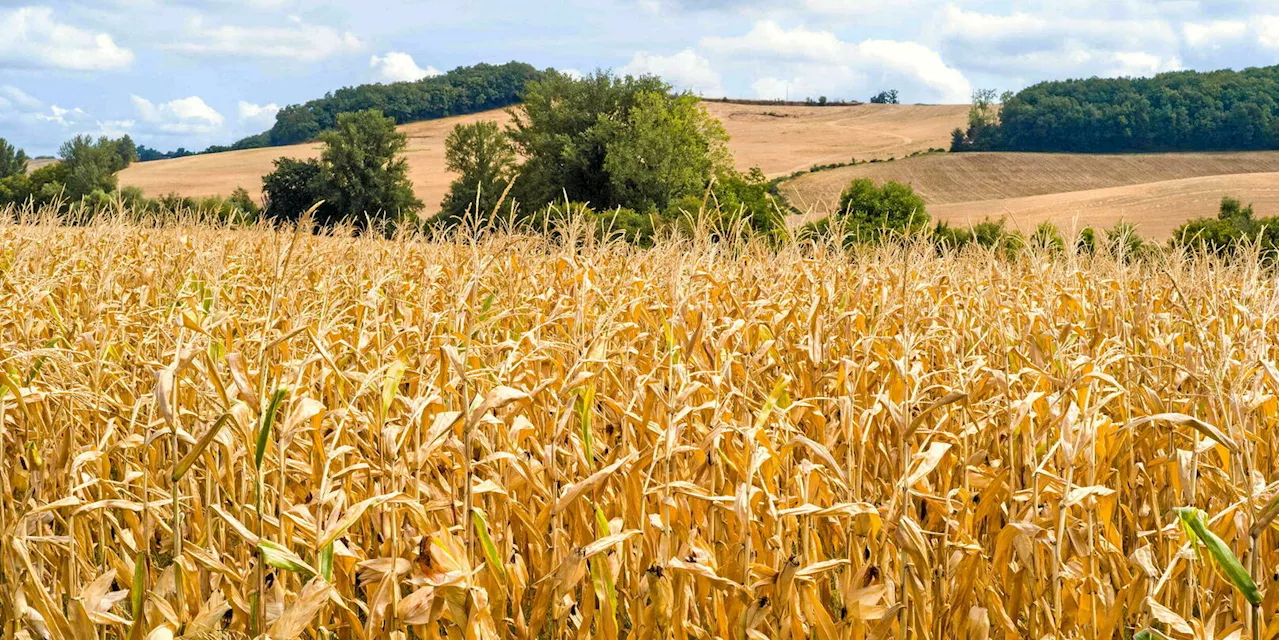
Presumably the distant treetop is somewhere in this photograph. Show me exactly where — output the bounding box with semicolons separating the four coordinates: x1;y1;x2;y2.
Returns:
952;65;1278;153
140;61;549;160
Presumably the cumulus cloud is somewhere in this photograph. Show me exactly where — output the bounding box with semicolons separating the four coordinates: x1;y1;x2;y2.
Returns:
166;17;362;61
132;95;225;134
620;49;725;96
1182;20;1249;50
0;85;86;128
237;101;280;125
0;6;134;71
35;105;89;126
369;52;441;83
1257;15;1279;49
934;4;1184;81
560;68;585;80
702;21;971;102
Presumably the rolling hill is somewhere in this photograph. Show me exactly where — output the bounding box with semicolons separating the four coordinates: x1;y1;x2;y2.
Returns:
928;172;1278;239
782;151;1279;237
117;102;970;213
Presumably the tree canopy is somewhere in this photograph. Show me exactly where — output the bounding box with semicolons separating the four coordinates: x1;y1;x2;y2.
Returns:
438;120;518;225
262;110;422;230
0;139;29;179
264;62;546;147
954;66;1278;152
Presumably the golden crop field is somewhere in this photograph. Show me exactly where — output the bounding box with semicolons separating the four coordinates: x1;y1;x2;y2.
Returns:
0;213;1276;640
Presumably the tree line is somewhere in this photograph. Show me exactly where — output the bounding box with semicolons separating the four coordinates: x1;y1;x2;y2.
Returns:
136;61;548;160
952;65;1279;152
259;70;783;244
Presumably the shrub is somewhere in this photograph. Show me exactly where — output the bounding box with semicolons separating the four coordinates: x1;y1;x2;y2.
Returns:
836;179;928;239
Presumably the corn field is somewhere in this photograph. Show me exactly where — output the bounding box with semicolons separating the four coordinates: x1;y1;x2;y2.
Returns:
0;214;1276;640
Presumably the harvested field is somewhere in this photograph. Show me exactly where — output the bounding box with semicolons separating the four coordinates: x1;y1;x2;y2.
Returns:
781;151;1278;211
117;103;969;213
700;101;968;176
0;216;1275;639
930;172;1280;239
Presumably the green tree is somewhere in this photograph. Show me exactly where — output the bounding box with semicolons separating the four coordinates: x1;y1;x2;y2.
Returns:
438;121;518;225
603;91;731;213
952;89;1002;151
57;135;136;200
317;109;423;228
262;158;333;224
836;179;928;237
507;70;671;209
0;139;29;178
270;105;321;145
870;90;899;104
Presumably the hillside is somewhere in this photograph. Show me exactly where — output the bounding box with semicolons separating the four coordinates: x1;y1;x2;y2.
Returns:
119;102;970;212
929;172;1278;239
783;151;1278;209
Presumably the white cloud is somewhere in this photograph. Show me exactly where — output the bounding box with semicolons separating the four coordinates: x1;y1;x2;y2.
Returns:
237;101;280;125
561;68;584;80
167;17;362;61
35;105;89;126
369;52;441;83
702;21;971;102
0;86;43;111
132;95;225;134
620;49;725;96
1183;20;1248;50
0;7;134;71
1257;16;1279;49
934;4;1185;81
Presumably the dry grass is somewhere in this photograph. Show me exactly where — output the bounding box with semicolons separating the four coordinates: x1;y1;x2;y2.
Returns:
116;103;969;213
0;210;1276;639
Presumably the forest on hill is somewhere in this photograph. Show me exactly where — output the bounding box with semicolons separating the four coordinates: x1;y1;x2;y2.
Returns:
138;61;548;160
953;65;1279;153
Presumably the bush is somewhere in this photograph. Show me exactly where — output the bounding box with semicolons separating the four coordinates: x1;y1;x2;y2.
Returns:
835;179;928;239
1172;196;1278;261
933;218;1024;256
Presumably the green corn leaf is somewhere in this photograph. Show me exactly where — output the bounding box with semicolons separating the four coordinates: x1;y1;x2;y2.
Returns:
472;507;507;583
258;539;317;580
254;386;288;471
593;504;618;612
172;412;232;482
1134;629;1169;640
131;552;145;620
1174;506;1261;605
318;541;334;583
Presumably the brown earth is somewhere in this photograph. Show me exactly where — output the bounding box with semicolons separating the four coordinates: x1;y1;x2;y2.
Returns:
782;151;1278;211
928;172;1279;239
118;103;970;214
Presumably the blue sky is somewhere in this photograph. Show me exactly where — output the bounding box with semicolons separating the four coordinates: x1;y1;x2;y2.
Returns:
1;0;1276;155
